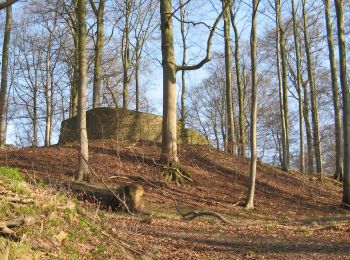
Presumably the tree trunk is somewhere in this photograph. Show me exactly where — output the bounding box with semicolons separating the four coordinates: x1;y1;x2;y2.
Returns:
77;0;90;182
0;2;12;149
291;0;305;174
230;7;245;156
70;34;79;118
302;0;323;174
135;49;140;112
325;0;343;180
91;0;105;109
45;35;52;147
160;0;179;164
180;0;187;127
303;81;315;174
334;0;350;204
224;0;236;155
245;0;258;210
275;0;289;171
122;0;131;110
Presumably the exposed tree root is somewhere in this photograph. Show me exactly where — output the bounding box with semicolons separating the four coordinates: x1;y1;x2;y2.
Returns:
0;216;36;241
153;159;192;185
137;174;232;224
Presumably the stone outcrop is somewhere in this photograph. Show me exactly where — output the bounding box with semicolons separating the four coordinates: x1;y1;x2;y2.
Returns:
58;107;208;145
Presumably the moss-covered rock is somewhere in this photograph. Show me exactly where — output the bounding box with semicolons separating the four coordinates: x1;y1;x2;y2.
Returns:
58;107;208;145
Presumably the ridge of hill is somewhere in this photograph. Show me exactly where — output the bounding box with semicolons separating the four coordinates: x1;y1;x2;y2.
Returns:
0;140;349;259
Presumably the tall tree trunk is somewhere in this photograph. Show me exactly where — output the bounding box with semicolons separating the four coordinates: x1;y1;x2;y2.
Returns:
160;0;179;164
291;0;305;174
77;0;90;182
122;0;131;110
302;0;323;174
325;0;343;180
0;2;12;148
277;0;290;171
334;0;350;204
224;0;236;155
90;0;105;109
45;35;53;147
230;6;245;156
180;0;187;127
245;0;258;210
275;0;289;171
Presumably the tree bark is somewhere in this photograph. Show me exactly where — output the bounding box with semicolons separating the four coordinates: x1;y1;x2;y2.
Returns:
275;0;289;171
224;0;236;155
44;34;53;147
160;0;179;164
122;0;131;110
90;0;105;109
334;0;350;204
0;2;12;149
291;0;305;174
180;0;187;127
324;0;343;180
302;0;323;174
230;6;245;157
245;0;258;210
77;0;90;182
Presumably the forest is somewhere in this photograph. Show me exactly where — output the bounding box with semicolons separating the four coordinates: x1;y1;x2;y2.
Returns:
0;0;349;259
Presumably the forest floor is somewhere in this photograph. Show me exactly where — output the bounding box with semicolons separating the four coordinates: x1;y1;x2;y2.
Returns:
0;139;349;259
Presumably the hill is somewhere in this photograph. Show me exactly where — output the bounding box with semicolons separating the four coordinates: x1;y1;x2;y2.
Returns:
0;140;349;259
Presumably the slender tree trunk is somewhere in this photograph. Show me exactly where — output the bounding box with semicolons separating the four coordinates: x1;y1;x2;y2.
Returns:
0;2;12;148
77;0;90;182
302;0;323;174
160;0;179;164
275;0;289;171
45;36;52;147
224;0;236;155
291;0;305;174
33;87;37;147
230;7;245;156
245;0;258;210
221;96;227;153
334;0;350;204
303;81;315;174
325;0;343;180
122;0;131;110
180;0;187;127
135;49;140;112
70;35;79;118
277;0;289;170
91;0;105;108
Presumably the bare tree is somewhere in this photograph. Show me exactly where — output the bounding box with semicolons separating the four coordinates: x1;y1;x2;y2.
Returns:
245;0;259;210
77;0;90;182
0;1;12;148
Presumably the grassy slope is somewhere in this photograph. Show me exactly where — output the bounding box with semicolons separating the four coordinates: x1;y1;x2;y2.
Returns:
0;140;349;259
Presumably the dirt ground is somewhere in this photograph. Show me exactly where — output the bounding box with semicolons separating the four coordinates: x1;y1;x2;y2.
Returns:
0;140;349;259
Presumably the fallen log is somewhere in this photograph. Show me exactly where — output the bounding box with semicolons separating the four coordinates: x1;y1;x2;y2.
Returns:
68;181;144;213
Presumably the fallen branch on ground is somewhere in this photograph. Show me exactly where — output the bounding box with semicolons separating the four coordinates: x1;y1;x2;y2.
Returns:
0;216;36;241
1;197;35;205
137;173;232;224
